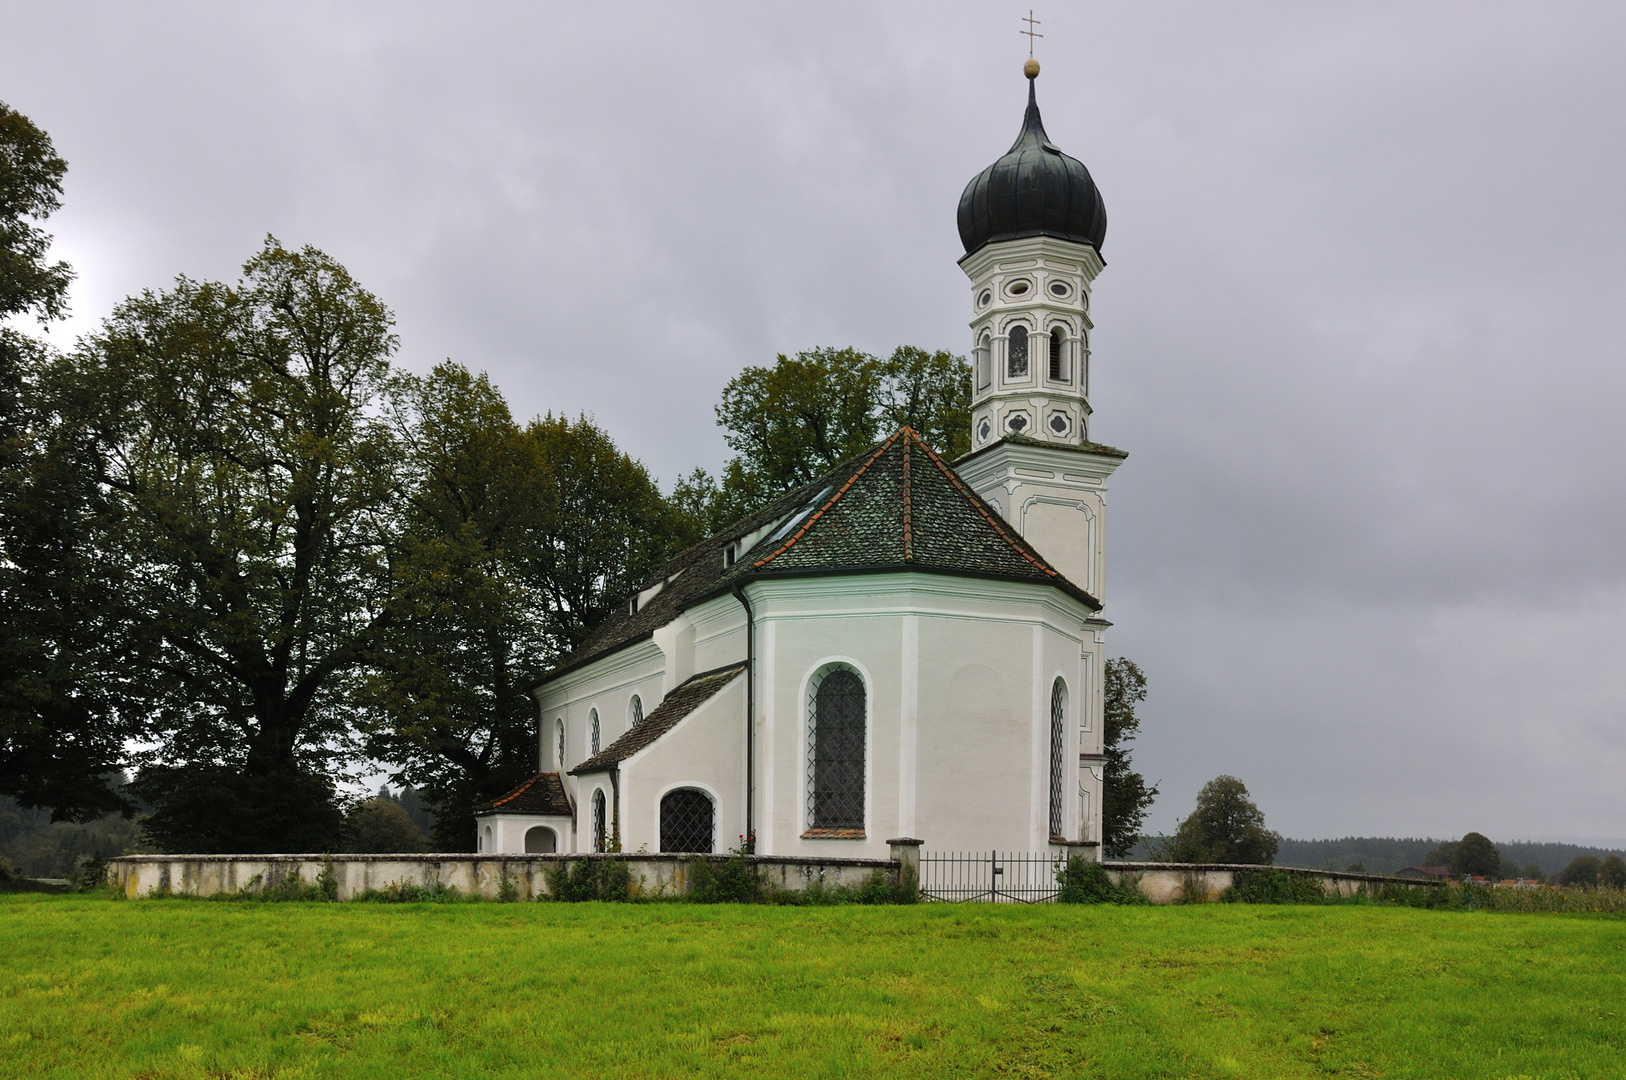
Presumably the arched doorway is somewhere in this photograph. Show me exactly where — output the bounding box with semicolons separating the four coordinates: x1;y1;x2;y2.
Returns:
524;825;557;853
660;789;714;853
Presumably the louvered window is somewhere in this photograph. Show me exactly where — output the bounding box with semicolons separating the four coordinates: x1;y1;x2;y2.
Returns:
808;666;865;830
1049;329;1064;381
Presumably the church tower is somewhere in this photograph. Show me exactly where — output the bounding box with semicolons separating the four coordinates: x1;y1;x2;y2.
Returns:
953;59;1125;604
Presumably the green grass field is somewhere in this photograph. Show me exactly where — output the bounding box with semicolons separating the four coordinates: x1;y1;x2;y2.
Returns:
3;896;1622;1079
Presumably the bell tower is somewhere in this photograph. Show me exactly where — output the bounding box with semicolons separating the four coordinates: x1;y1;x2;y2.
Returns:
952;60;1125;604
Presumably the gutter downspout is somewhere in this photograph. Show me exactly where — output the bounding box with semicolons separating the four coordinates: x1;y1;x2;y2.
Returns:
731;583;755;853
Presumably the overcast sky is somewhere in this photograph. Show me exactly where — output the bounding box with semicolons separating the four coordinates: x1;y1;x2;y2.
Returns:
6;2;1624;842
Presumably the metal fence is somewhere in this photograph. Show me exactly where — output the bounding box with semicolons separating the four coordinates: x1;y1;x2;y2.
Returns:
918;851;1064;903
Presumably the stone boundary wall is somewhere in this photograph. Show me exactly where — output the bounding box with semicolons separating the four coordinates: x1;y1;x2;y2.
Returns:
108;852;899;901
1103;861;1443;904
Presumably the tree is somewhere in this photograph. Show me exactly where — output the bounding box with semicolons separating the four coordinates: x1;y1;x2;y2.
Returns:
1600;855;1626;890
1451;832;1501;880
341;796;429;853
1100;658;1158;857
361;364;689;848
1559;855;1601;888
0;102;135;821
1422;840;1458;869
61;238;401;852
1165;775;1280;865
694;345;971;528
1522;863;1547;884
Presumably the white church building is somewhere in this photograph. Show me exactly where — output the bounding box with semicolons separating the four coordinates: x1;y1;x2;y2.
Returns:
476;63;1125;861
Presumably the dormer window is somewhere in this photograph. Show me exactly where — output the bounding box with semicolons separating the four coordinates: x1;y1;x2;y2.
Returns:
725;545;736;567
1007;325;1029;378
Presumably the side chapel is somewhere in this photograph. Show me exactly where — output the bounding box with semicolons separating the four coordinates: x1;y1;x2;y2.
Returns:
477;60;1125;859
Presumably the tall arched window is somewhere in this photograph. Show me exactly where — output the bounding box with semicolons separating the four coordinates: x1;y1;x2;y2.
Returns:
1049;678;1067;838
555;720;565;772
1007;325;1029;379
807;666;866;830
628;695;643;729
589;709;600;755
660;788;714;853
591;789;606;853
976;331;992;390
1049;329;1064;381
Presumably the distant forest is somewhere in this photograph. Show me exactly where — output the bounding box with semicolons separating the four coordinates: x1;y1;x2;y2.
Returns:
1130;836;1626;877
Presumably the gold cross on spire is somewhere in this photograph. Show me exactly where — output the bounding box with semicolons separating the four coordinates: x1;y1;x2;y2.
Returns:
1020;10;1044;58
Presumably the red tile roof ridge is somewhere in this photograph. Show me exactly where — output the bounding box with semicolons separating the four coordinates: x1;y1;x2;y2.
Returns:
753;429;906;569
910;430;1061;579
487;772;550;809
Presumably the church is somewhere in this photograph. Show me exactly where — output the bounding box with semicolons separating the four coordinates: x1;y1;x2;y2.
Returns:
476;59;1125;860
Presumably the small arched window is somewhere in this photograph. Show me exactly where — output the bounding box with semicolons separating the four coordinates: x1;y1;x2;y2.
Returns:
556;720;565;772
591;789;607;853
1049;679;1067;839
481;825;492;853
628;695;643;729
1007;325;1029;379
660;788;715;853
808;665;866;830
1049;329;1064;381
589;709;600;755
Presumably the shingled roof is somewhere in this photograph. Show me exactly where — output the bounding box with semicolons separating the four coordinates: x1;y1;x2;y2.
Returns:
533;428;1102;687
472;771;573;816
568;663;746;774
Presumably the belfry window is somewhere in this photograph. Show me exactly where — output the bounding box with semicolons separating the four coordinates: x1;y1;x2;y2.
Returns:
591;789;606;853
660;789;714;853
1007;325;1029;379
1049;329;1064;381
807;666;865;830
589;709;600;755
1049;679;1067;839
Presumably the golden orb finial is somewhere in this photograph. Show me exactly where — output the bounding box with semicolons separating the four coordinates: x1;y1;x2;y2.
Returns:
1024;57;1040;79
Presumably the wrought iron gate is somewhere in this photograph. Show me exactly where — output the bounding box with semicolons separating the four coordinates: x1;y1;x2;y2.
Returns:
918;851;1063;903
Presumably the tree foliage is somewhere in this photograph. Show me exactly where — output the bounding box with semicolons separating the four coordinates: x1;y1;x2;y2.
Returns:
686;346;971;530
341;796;429;853
1560;855;1601;888
58;238;401;851
1100;658;1158;858
0;101;73;322
1451;831;1502;880
1601;854;1626;890
1164;775;1280;865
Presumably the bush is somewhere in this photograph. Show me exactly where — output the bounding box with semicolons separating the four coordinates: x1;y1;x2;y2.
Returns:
353;880;463;903
72;854;109;893
687;848;763;903
1222;868;1329;905
1600;855;1626;890
546;858;631;902
1055;856;1148;904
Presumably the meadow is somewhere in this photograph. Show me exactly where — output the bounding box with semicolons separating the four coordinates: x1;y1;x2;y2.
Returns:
2;895;1622;1079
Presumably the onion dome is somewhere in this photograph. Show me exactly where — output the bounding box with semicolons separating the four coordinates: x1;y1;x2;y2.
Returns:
957;67;1106;257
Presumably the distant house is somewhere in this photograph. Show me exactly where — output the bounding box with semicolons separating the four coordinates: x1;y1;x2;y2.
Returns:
1395;865;1451;881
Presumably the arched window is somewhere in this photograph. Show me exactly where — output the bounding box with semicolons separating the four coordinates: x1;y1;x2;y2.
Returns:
591;789;606;853
807;666;866;830
481;825;492;852
556;720;565;772
589;709;600;755
1049;678;1067;838
628;695;643;729
660;788;715;853
975;331;992;390
525;825;557;853
1007;325;1029;379
1049;329;1064;381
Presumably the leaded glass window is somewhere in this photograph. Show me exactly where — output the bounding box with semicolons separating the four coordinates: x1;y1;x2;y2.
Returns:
591;789;606;853
1049;678;1067;838
1007;325;1029;378
628;695;643;728
808;666;865;830
589;708;600;755
556;720;565;771
660;788;714;853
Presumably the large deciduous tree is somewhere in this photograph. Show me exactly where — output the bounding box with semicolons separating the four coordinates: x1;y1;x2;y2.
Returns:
63;239;400;852
0;100;136;820
1101;658;1158;857
1164;775;1280;865
362;363;688;848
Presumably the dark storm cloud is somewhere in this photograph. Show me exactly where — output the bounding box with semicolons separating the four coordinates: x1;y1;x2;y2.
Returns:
5;1;1623;839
